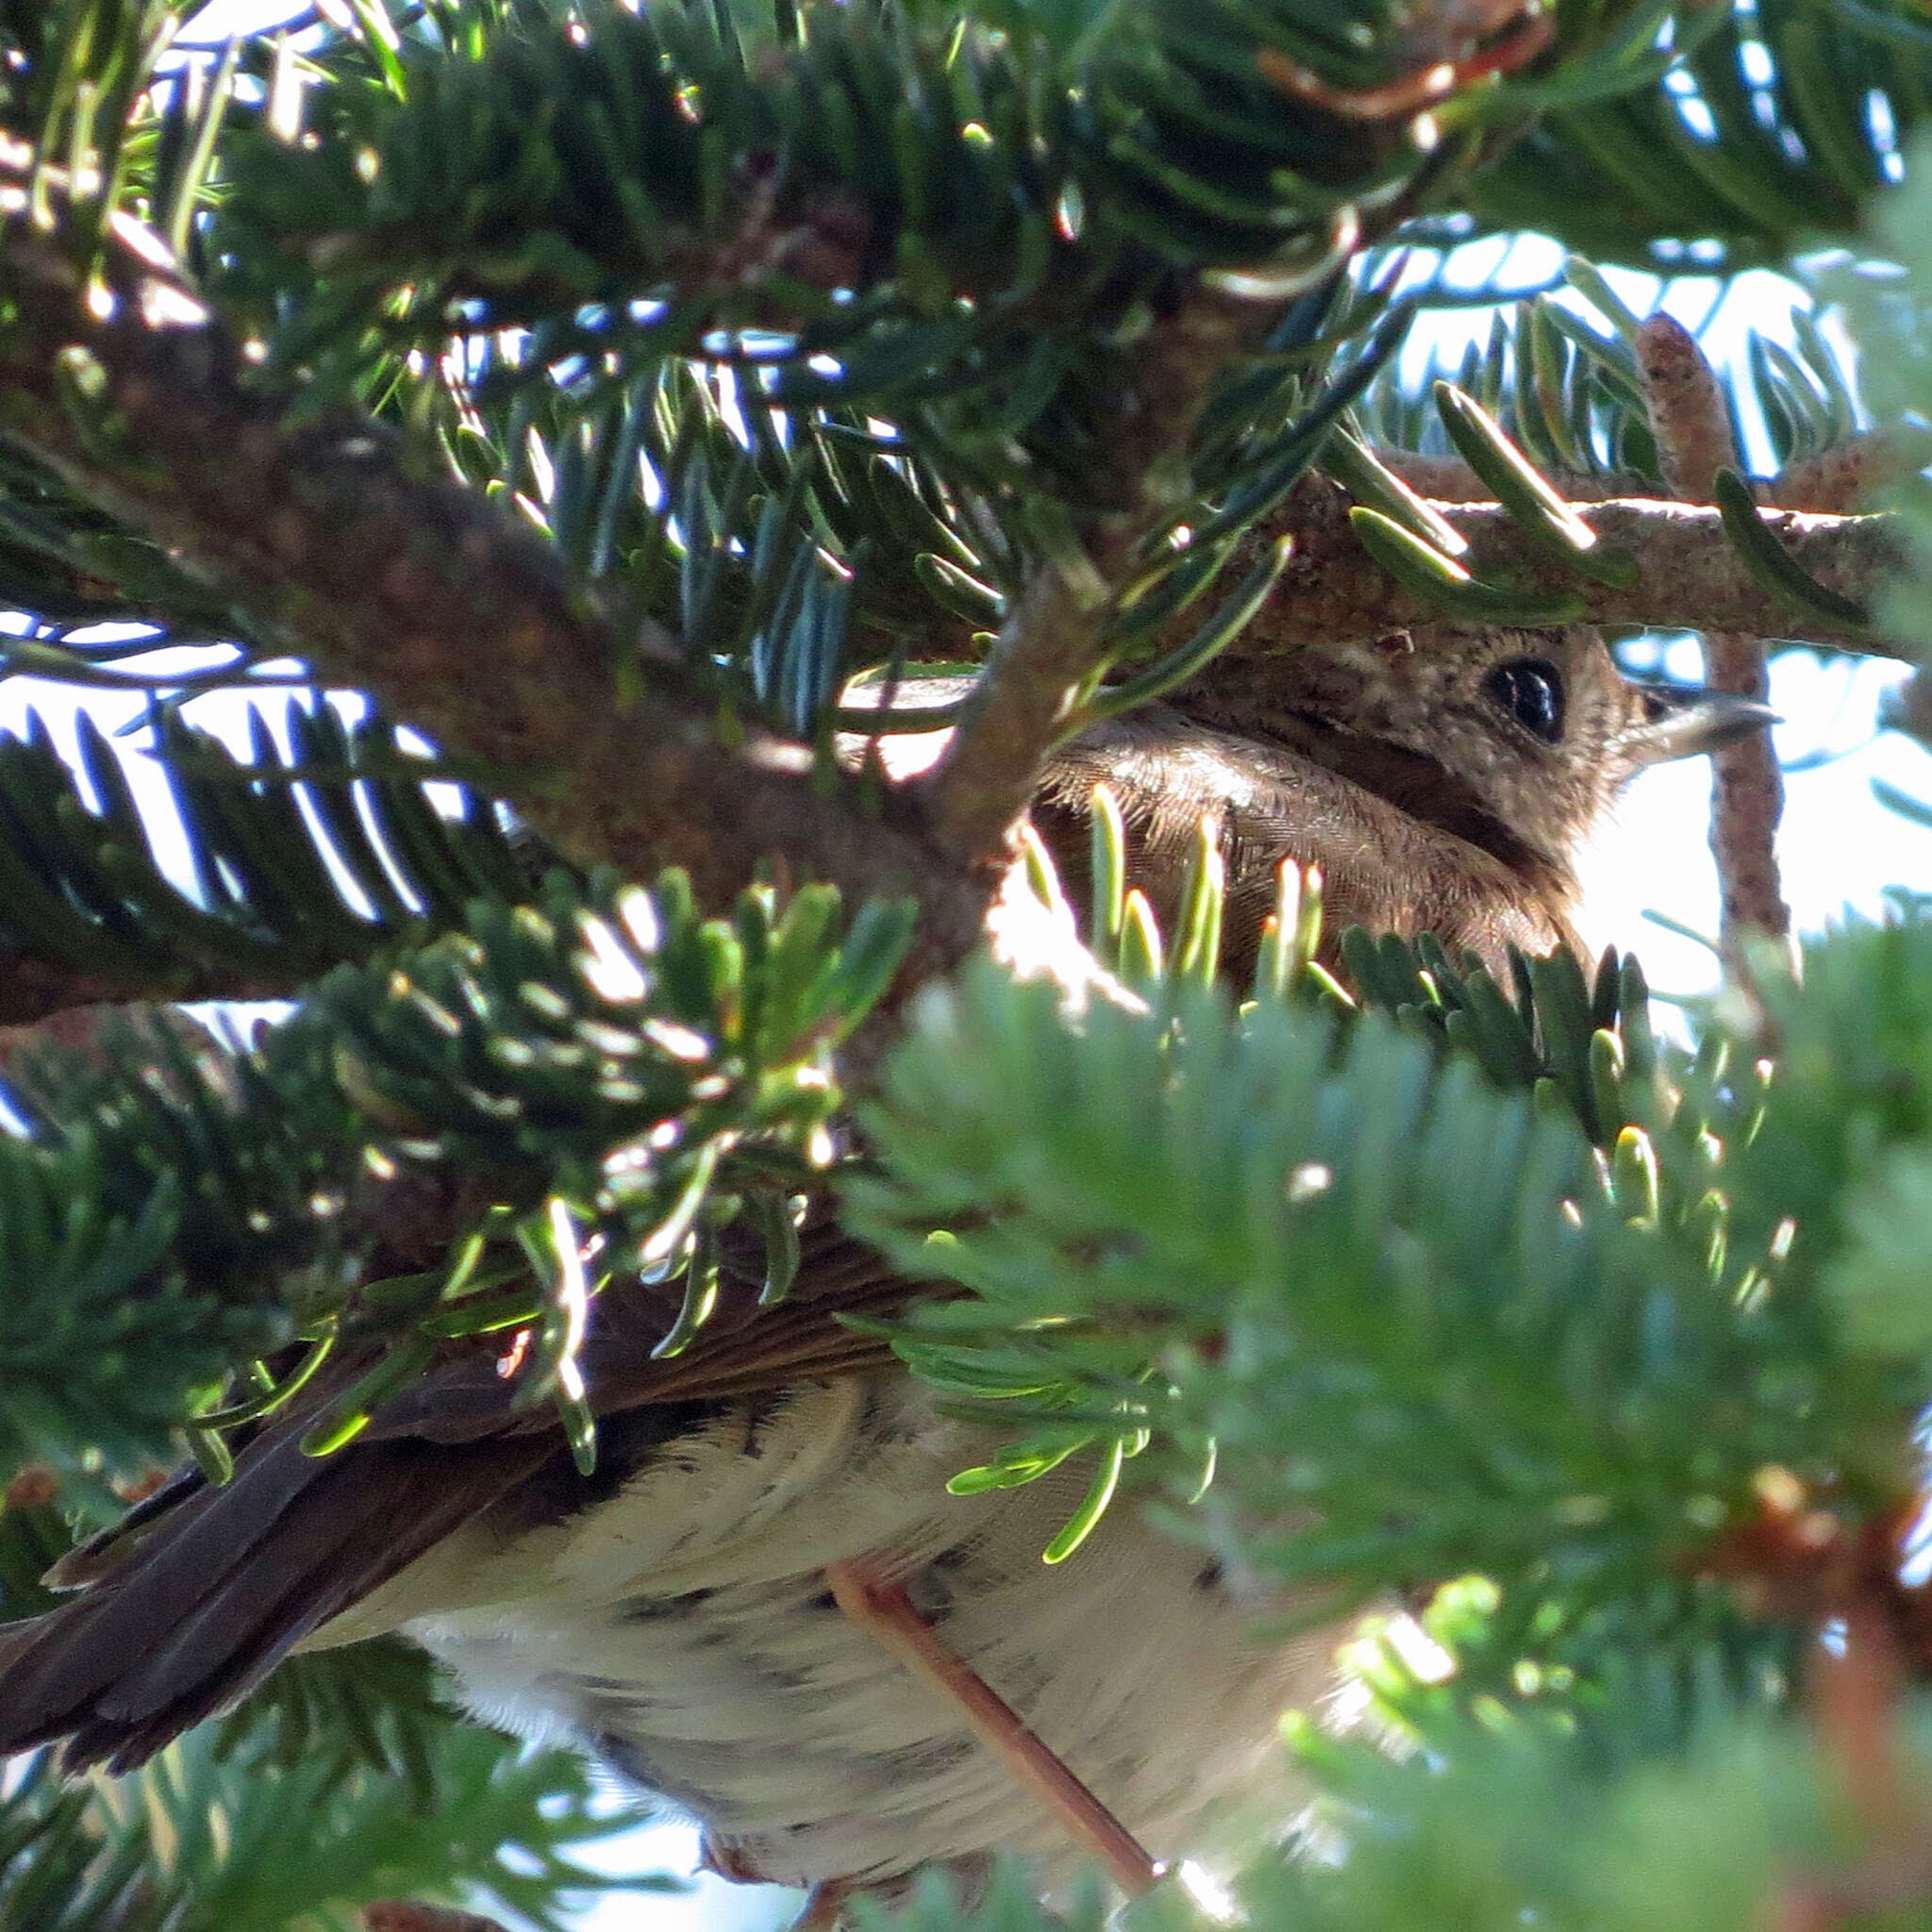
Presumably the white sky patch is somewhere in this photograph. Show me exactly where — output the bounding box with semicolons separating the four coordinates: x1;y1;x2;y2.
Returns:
1583;651;1932;1008
568;1817;800;1932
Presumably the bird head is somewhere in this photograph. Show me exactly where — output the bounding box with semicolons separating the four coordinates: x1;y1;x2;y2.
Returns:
1179;625;1774;883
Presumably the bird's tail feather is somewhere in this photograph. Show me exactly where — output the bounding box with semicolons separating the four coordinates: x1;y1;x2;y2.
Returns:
0;1428;552;1772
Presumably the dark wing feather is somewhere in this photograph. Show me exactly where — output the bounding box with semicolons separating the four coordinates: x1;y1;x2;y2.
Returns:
0;1220;913;1772
2;1425;558;1771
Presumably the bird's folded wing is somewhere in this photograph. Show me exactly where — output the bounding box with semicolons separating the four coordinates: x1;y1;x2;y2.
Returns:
0;1219;915;1772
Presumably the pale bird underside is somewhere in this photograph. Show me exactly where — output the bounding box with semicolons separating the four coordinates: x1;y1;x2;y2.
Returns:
0;626;1771;1897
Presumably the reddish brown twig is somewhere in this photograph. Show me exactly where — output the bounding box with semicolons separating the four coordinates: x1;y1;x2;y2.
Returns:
1694;1475;1932;1932
1636;312;1736;505
1772;1850;1932;1932
1809;1602;1920;1846
1703;629;1790;954
1773;431;1930;515
794;1879;854;1931
3;1464;58;1509
1765;1604;1932;1932
824;1557;1161;1894
1634;313;1790;958
1255;1;1553;121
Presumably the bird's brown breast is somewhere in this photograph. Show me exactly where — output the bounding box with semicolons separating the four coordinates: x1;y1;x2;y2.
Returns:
1034;704;1584;982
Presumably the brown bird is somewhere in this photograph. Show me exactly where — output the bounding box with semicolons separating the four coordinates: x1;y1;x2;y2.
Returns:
1040;624;1772;980
0;625;1769;1907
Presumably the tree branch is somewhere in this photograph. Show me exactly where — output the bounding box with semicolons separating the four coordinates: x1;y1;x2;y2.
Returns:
927;281;1291;861
0;949;281;1029
1636;313;1790;952
1636;311;1736;506
1372;450;1627;503
1373;427;1919;519
0;189;991;984
0;178;1912;1029
1772;431;1926;515
1699;629;1790;947
1221;472;1906;660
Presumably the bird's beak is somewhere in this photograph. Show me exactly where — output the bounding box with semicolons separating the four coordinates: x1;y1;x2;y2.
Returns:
1622;683;1779;766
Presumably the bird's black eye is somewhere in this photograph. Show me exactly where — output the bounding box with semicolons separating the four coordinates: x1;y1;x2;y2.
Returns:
1482;657;1566;744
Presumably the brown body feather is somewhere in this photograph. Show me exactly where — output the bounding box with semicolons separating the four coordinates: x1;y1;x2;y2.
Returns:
0;626;1772;1820
0;1224;908;1771
1035;705;1580;979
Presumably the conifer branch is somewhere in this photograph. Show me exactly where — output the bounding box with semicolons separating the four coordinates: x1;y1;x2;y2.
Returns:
0;1001;216;1089
1371;450;1625;503
0;951;249;1029
1700;628;1791;949
1374;435;1919;518
0;188;991;982
1226;473;1904;659
1637;311;1737;506
1773;432;1919;514
929;284;1289;861
929;562;1108;863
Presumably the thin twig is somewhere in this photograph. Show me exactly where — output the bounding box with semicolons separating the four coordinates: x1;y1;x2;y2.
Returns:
1809;1602;1918;1848
1702;629;1790;948
794;1880;854;1931
1634;313;1790;954
1767;1604;1932;1932
824;1557;1162;1894
1772;1851;1932;1932
0;951;279;1030
0;1001;225;1084
3;1464;58;1509
1372;450;1626;504
1636;312;1735;504
1774;431;1924;514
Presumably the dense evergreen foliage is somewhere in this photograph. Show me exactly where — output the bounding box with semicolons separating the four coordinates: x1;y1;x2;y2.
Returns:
4;2;1932;1927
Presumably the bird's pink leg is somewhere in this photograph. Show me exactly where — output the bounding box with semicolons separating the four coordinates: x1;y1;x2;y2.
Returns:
823;1557;1162;1895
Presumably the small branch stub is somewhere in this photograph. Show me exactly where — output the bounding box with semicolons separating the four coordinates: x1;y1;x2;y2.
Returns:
1702;629;1791;954
1636;312;1735;504
1635;312;1790;956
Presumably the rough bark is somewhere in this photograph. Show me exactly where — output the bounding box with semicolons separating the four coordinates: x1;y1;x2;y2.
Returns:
1224;473;1901;661
0;198;991;990
1636;312;1790;953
